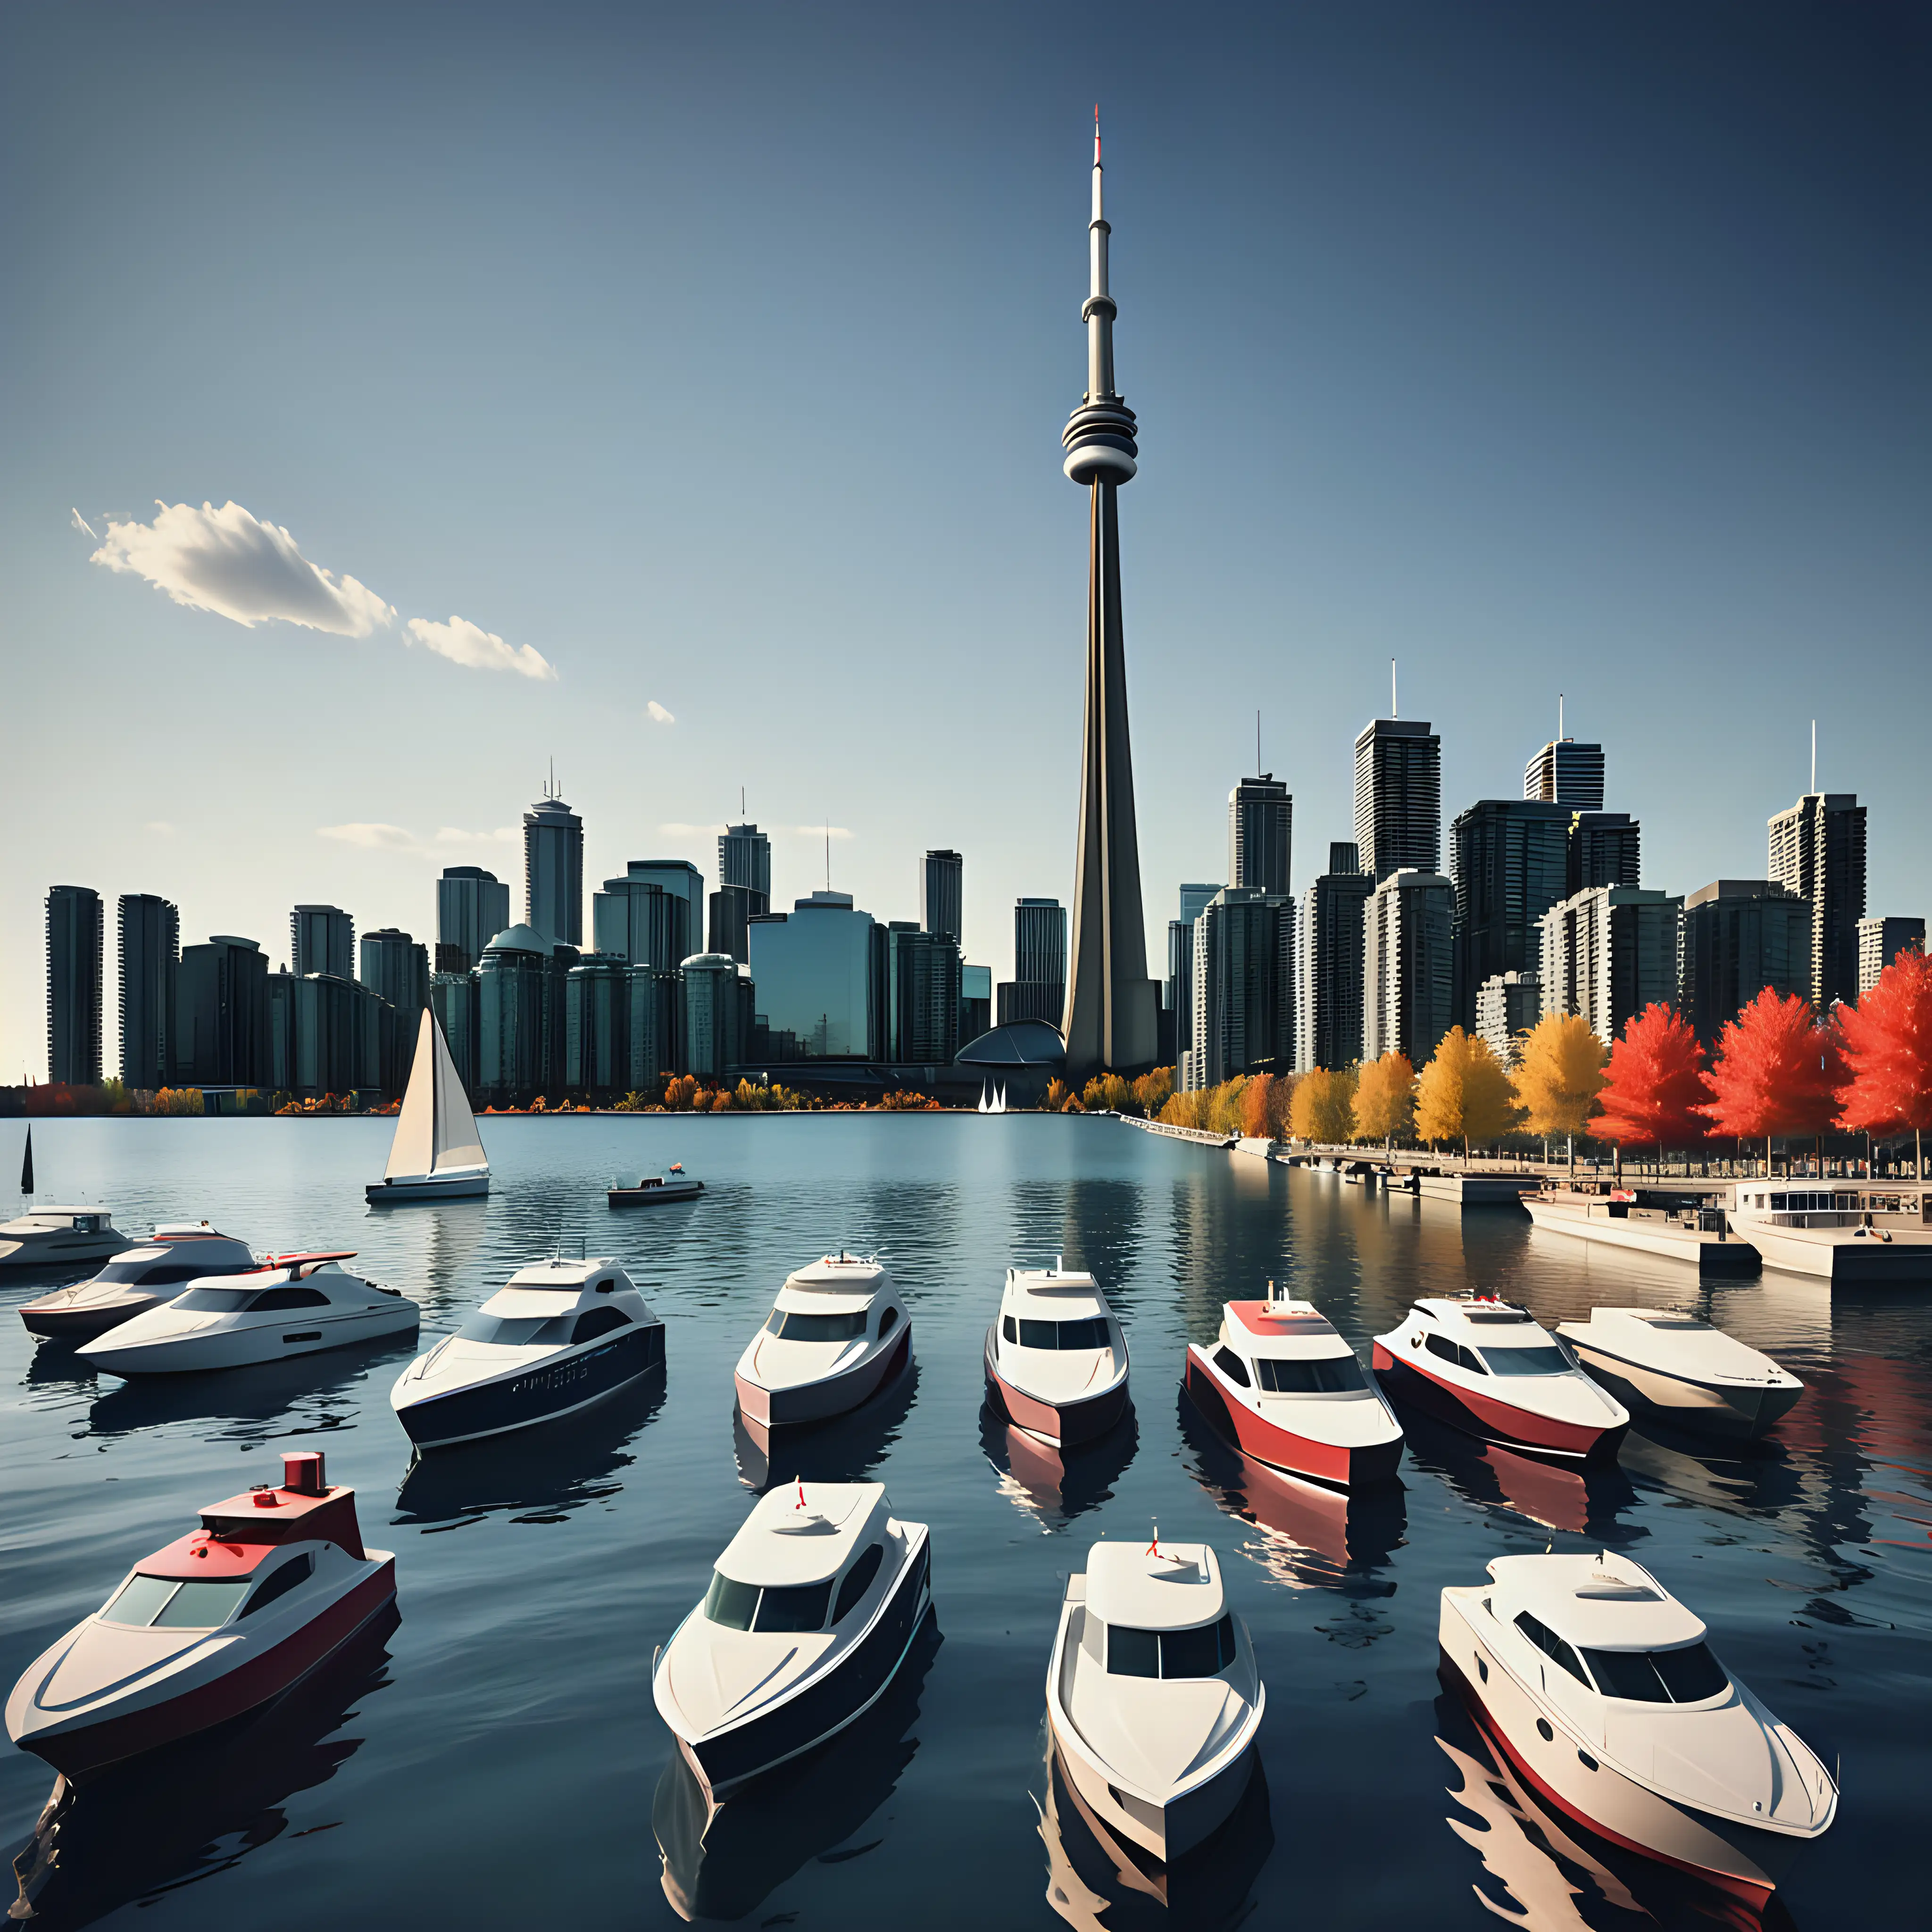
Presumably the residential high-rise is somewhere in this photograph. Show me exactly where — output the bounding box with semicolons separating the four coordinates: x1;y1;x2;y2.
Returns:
921;850;964;947
1228;776;1291;897
1448;799;1571;1027
1859;916;1926;995
1184;889;1294;1091
117;893;178;1090
1060;118;1158;1075
1297;847;1374;1073
1567;812;1641;896
1476;972;1541;1067
1000;897;1068;1028
682;953;743;1083
1768;792;1867;1011
884;923;962;1064
1353;719;1441;883
290;905;354;981
566;955;632;1095
747;892;879;1059
1539;887;1682;1043
359;928;429;1092
1679;881;1809;1048
1362;869;1454;1067
1165;883;1221;1073
524;776;584;948
269;970;384;1099
1523;739;1606;811
430;972;481;1096
476;925;549;1102
45;885;104;1087
173;937;271;1088
436;866;510;973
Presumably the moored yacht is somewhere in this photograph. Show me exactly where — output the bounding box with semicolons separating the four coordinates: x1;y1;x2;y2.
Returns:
5;1450;396;1781
733;1254;910;1430
19;1224;257;1342
1438;1551;1837;1900
1555;1308;1803;1443
984;1262;1130;1448
391;1257;666;1447
0;1207;128;1271
652;1480;931;1797
1724;1181;1932;1283
1184;1291;1403;1489
365;1009;490;1205
608;1164;703;1207
1046;1539;1263;1863
1373;1296;1629;1461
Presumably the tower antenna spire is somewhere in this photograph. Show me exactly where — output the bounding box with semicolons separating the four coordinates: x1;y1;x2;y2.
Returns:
1256;708;1261;775
1558;692;1565;741
1391;660;1398;719
1811;719;1816;795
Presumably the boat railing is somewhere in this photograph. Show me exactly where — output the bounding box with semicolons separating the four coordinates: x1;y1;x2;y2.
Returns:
1755;1210;1868;1230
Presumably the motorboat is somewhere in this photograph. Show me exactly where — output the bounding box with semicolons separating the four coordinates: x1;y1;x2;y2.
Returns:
652;1480;932;1798
19;1224;258;1342
1046;1538;1264;1863
0;1207;128;1271
365;1009;489;1205
1554;1308;1804;1443
1438;1551;1837;1900
1523;1183;1760;1278
733;1253;911;1430
609;1164;703;1208
390;1257;666;1448
1183;1290;1404;1489
983;1261;1130;1449
1724;1180;1932;1283
1373;1296;1629;1461
76;1253;418;1376
5;1449;397;1782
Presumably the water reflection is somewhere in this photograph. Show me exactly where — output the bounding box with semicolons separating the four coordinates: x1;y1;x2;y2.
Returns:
981;1404;1139;1533
1400;1410;1640;1537
652;1612;940;1922
732;1361;919;1492
1620;1425;1811;1521
8;1602;400;1929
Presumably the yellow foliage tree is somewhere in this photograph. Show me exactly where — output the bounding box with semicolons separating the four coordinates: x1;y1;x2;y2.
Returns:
1352;1052;1415;1146
1291;1066;1357;1144
1131;1067;1174;1117
1415;1027;1518;1153
1043;1078;1073;1113
1512;1013;1608;1167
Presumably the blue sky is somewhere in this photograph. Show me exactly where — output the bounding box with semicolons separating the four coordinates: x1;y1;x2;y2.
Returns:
4;2;1927;1078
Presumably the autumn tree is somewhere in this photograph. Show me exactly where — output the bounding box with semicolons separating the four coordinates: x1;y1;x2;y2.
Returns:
1240;1073;1276;1140
1698;987;1840;1173
1837;944;1932;1176
1291;1066;1357;1145
1353;1052;1416;1147
1511;1013;1608;1170
1416;1028;1518;1155
1131;1067;1174;1117
1593;1004;1712;1169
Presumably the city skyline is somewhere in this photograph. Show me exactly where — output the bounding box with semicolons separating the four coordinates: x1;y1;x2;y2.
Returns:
6;3;1928;1076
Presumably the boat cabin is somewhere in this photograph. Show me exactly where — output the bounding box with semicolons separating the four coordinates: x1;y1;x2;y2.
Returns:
1407;1298;1574;1380
1732;1184;1930;1228
704;1482;895;1636
1075;1542;1238;1680
455;1257;649;1350
998;1265;1112;1351
763;1255;899;1345
1208;1297;1366;1395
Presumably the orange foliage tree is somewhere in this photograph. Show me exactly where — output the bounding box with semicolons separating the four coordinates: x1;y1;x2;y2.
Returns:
1698;987;1841;1173
1593;1004;1712;1166
1240;1073;1275;1141
1836;945;1932;1176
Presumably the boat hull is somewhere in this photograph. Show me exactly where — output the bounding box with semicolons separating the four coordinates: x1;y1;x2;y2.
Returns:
396;1323;666;1448
1523;1199;1758;1277
1373;1345;1626;1462
735;1324;911;1430
18;1291;167;1342
0;1236;127;1271
1050;1710;1254;1865
1732;1221;1932;1283
1183;1351;1403;1489
365;1172;489;1205
83;1305;420;1377
1566;1344;1801;1443
983;1328;1129;1449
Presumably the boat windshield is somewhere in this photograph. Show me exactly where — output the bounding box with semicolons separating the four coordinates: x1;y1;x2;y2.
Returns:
1106;1615;1237;1679
765;1308;868;1341
702;1571;834;1633
91;1255;246;1287
1581;1641;1729;1704
102;1574;250;1629
172;1285;261;1312
1255;1355;1364;1393
1477;1344;1568;1376
456;1309;574;1346
1016;1316;1110;1350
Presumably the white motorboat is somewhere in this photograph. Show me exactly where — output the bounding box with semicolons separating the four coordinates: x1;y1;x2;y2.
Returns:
733;1254;911;1430
365;1010;489;1205
1373;1296;1630;1461
1555;1308;1804;1443
0;1207;128;1271
1046;1539;1264;1863
1725;1181;1932;1283
1438;1551;1837;1902
984;1262;1130;1449
608;1164;703;1208
19;1224;258;1342
6;1449;395;1782
1183;1290;1403;1489
76;1253;418;1376
652;1480;932;1797
391;1257;666;1448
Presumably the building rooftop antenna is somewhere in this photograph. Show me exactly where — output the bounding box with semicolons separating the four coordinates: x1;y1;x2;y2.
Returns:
1558;692;1565;742
1810;719;1817;796
825;820;831;892
1391;659;1398;720
1255;708;1261;775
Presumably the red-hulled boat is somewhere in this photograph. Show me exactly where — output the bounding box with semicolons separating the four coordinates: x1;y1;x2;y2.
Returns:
6;1451;396;1781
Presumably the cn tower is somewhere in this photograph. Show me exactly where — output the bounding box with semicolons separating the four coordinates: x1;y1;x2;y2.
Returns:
1060;112;1158;1077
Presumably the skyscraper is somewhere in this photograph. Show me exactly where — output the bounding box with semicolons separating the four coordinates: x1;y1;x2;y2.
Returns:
117;893;178;1090
921;850;964;947
1000;897;1068;1027
1475;972;1541;1068
173;937;271;1087
1680;881;1809;1048
682;953;743;1083
524;776;584;948
1859;916;1926;995
45;885;103;1087
710;823;773;965
1567;811;1641;896
1353;719;1441;883
1228;776;1291;897
1768;792;1867;1011
1539;887;1682;1043
1363;869;1454;1067
566;955;632;1095
595;863;703;971
1523;739;1607;811
884;922;962;1064
747;892;879;1059
1166;883;1221;1073
1297;846;1373;1073
437;866;510;973
1060;118;1158;1075
359;927;429;1092
1185;889;1294;1090
1448;799;1571;1026
290;905;354;980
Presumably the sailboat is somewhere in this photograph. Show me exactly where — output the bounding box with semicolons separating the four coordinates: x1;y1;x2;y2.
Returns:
365;1011;491;1205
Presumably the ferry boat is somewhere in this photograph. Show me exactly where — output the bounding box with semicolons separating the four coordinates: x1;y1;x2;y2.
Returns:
1555;1308;1803;1443
5;1450;396;1781
1724;1181;1932;1283
652;1480;931;1797
19;1223;257;1341
983;1262;1130;1449
1183;1291;1403;1489
391;1257;666;1448
1438;1551;1836;1901
1373;1296;1629;1461
0;1207;128;1271
365;1010;490;1205
733;1254;910;1431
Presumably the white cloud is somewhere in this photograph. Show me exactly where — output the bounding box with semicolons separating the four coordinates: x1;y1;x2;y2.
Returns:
781;824;854;840
646;700;675;724
320;822;515;860
659;822;724;838
70;508;97;539
144;820;175;837
91;500;394;636
406;614;557;682
320;822;420;852
432;825;518;848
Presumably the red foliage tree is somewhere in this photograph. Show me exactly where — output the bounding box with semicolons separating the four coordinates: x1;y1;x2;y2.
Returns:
1593;1003;1713;1164
1837;945;1932;1175
1698;988;1841;1170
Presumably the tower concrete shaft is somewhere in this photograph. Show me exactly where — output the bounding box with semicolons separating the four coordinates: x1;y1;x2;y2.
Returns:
1060;117;1157;1077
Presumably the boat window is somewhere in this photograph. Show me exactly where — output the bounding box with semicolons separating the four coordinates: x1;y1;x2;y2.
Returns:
878;1306;899;1336
1001;1315;1017;1343
174;1286;260;1312
456;1310;574;1346
833;1544;885;1622
1212;1346;1252;1388
753;1579;833;1633
1424;1332;1462;1367
240;1553;314;1618
1107;1625;1160;1677
571;1306;630;1344
151;1579;251;1628
765;1309;869;1341
1649;1641;1729;1703
93;1258;245;1287
1019;1317;1110;1350
1255;1355;1365;1393
1514;1611;1590;1685
1457;1344;1489;1374
251;1285;330;1312
102;1574;184;1626
1480;1345;1567;1377
1107;1616;1237;1679
1582;1642;1728;1704
703;1572;761;1630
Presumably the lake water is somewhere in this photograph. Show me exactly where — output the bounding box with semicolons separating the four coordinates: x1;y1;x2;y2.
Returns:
1;1115;1926;1930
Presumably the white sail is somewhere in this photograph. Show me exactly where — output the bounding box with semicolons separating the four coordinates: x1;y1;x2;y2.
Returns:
429;1014;488;1173
383;1013;439;1180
